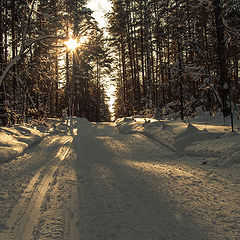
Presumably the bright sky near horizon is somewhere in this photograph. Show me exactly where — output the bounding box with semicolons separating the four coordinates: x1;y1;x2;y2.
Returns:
87;0;115;118
87;0;112;28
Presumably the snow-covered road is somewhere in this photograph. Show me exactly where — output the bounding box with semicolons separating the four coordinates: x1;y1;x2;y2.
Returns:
0;121;239;239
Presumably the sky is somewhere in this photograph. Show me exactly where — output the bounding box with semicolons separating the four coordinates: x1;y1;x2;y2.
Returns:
87;0;112;28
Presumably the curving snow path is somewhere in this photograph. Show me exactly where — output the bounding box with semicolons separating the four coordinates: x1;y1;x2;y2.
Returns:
0;121;239;240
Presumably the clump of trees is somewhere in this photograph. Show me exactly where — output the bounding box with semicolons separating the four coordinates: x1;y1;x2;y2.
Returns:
0;0;111;125
108;0;240;120
1;0;239;124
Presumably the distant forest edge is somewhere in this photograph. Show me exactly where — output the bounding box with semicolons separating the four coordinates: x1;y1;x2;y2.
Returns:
0;0;239;125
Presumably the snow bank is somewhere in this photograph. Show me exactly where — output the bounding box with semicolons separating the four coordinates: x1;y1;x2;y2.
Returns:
77;117;92;126
141;120;176;151
116;115;240;168
0;125;43;164
64;117;93;136
65;117;92;127
175;124;223;150
116;117;143;134
34;117;93;136
0;118;75;164
185;130;240;166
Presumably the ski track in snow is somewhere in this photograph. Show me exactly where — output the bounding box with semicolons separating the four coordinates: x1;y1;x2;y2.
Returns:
0;121;239;240
0;135;77;240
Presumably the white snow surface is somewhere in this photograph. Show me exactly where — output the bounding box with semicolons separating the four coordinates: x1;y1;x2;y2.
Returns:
116;114;240;168
0;124;43;164
0;116;239;240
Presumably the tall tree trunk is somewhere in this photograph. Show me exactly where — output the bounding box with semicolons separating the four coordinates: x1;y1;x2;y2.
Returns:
166;14;172;103
11;0;17;109
121;39;127;114
126;2;135;112
0;0;3;64
150;37;156;106
129;3;139;111
96;58;100;122
177;40;184;120
234;53;239;93
133;17;141;111
49;83;53;116
144;0;152;109
55;54;59;117
140;2;146;99
72;0;78;116
0;0;7;125
4;6;7;65
213;0;231;119
65;22;71;116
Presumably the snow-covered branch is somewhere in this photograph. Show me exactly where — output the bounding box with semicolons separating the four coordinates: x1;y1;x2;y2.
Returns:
0;0;66;87
204;78;222;108
0;0;36;87
0;35;65;87
19;0;37;55
0;55;21;86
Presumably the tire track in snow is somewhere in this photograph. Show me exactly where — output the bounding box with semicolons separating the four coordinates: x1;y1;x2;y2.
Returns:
1;142;72;240
32;148;80;240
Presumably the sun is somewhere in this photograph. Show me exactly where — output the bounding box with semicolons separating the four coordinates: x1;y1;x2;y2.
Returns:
65;38;78;51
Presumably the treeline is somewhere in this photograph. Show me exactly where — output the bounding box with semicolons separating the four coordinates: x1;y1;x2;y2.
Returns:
108;0;240;119
0;0;111;125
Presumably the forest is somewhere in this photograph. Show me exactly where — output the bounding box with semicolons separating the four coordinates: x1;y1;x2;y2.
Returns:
0;0;239;124
108;0;240;120
0;0;112;124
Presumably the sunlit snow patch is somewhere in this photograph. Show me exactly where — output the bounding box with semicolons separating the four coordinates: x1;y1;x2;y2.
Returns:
115;114;240;168
0;125;43;163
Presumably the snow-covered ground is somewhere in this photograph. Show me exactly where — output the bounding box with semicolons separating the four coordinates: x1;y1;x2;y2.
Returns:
0;124;42;164
0;115;239;239
116;113;240;168
0;118;68;164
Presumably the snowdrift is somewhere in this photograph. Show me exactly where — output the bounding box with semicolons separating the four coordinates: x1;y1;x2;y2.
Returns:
65;117;92;128
116;115;240;168
115;117;143;134
0;125;43;163
1;114;239;168
174;124;223;150
64;117;93;136
0;117;94;164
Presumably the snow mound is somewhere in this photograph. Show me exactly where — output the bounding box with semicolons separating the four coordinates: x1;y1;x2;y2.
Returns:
0;125;43;164
115;116;240;168
176;124;200;140
66;117;92;128
222;130;240;138
63;117;93;136
142;120;176;151
143;121;163;130
0;131;20;147
77;117;92;126
116;117;143;134
185;135;240;167
116;117;134;124
175;124;223;150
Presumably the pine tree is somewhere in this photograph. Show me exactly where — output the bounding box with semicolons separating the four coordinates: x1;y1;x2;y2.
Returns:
108;0;240;120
